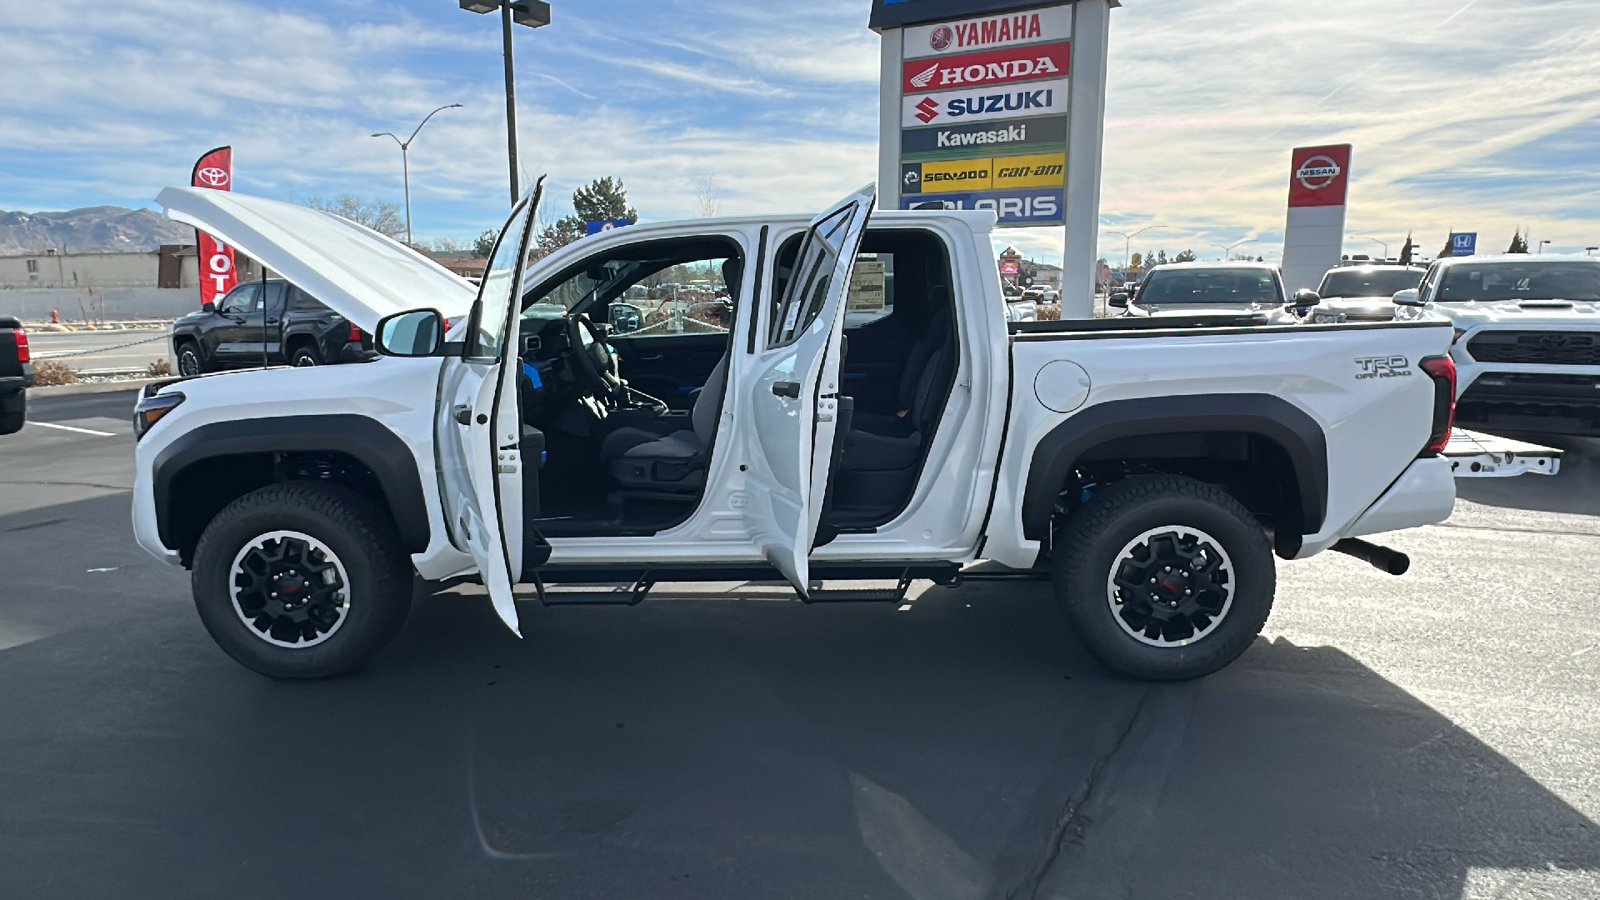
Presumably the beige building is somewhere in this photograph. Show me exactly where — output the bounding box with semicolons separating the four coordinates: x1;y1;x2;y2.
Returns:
0;245;264;292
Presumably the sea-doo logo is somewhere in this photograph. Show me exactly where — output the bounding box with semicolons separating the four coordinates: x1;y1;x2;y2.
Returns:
1296;155;1341;191
1355;356;1412;379
195;167;230;187
924;167;988;184
914;97;940;124
903;169;921;186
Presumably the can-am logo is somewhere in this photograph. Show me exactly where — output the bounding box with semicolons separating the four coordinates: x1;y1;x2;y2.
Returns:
195;167;230;188
914;97;941;124
1296;155;1341;191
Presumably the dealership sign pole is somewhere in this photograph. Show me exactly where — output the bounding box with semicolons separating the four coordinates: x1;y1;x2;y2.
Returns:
190;146;238;308
1279;144;1353;292
873;0;1114;319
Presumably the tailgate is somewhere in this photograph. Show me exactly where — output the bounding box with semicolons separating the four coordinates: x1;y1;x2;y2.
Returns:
1443;429;1562;477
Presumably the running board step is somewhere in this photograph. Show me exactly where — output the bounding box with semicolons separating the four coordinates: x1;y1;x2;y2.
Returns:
802;571;913;604
532;573;654;607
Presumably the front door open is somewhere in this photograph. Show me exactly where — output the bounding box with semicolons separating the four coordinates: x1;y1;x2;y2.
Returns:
743;184;875;593
436;181;542;635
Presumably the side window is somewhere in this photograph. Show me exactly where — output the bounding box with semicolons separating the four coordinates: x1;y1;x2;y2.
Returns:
845;252;895;328
219;283;260;316
288;287;322;311
1417;264;1440;301
523;239;743;339
767;204;856;348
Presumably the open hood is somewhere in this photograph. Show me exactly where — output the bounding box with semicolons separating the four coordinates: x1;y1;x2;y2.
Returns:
158;187;478;333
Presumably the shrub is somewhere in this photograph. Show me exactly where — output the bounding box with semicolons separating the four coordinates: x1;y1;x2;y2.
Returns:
32;361;79;386
146;359;172;378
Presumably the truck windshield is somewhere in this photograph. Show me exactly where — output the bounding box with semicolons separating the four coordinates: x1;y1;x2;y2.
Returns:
1436;262;1600;302
1139;269;1279;305
1319;269;1423;298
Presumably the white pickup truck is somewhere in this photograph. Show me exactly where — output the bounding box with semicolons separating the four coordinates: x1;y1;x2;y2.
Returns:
133;183;1463;683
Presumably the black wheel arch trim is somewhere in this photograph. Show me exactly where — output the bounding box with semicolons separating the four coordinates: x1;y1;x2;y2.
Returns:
152;414;430;554
1021;393;1328;541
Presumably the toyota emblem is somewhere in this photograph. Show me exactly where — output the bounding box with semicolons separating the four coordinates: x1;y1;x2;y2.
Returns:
196;167;230;188
929;25;953;51
1295;155;1341;191
1538;333;1574;351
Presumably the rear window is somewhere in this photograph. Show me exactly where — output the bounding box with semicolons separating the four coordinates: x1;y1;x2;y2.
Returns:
1436;262;1600;302
1139;269;1280;305
1319;268;1423;298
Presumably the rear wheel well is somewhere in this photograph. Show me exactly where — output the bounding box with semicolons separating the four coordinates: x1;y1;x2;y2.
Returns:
167;450;400;566
1049;431;1306;557
284;334;319;358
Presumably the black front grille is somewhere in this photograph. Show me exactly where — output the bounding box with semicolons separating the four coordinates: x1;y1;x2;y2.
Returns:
1467;330;1600;365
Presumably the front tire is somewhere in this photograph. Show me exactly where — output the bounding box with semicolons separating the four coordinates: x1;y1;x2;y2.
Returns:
192;482;412;678
1052;475;1275;681
175;342;208;376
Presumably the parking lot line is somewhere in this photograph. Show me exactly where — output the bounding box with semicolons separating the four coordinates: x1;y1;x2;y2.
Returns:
27;421;116;437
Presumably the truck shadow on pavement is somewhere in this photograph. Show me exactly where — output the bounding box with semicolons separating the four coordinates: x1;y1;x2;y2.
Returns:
0;494;1596;900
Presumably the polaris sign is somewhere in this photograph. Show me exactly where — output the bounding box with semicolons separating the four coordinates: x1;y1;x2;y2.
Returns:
902;187;1064;225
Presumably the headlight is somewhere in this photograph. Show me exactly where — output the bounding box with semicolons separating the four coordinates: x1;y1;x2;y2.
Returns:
134;392;185;440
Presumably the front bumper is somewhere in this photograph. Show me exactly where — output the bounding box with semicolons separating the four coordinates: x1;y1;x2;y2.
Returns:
1455;370;1600;435
336;343;380;365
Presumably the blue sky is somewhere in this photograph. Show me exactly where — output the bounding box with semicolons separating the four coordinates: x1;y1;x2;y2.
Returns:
2;0;1599;263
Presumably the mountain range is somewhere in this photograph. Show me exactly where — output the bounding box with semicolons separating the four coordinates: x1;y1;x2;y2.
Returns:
0;206;195;256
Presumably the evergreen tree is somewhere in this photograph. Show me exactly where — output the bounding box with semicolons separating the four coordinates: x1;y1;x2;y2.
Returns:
1438;232;1454;259
1507;229;1529;254
535;177;640;258
473;229;496;258
1172;249;1197;263
1398;233;1415;267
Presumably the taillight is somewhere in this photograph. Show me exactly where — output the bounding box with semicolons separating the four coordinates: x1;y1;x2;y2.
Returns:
1419;355;1456;456
347;322;362;343
12;328;28;364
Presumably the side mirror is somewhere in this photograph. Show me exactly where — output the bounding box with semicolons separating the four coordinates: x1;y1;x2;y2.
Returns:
201;301;217;314
1392;289;1424;307
375;308;444;357
1290;289;1321;308
1109;291;1129;308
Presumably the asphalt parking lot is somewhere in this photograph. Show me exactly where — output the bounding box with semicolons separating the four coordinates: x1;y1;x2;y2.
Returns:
28;329;169;372
2;387;1597;899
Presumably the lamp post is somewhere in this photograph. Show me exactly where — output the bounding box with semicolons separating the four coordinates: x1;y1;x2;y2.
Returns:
372;104;463;248
1110;224;1167;271
1214;239;1253;261
459;0;551;205
1355;235;1389;259
1586;246;1598;257
1538;240;1552;254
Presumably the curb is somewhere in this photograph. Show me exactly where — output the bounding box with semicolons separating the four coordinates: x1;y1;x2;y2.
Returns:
32;378;163;396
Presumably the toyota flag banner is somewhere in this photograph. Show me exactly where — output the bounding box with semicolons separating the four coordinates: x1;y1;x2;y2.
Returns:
190;146;237;307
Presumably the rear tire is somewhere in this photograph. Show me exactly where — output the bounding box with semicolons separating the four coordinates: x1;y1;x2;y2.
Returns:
1051;475;1275;681
290;344;322;367
0;394;23;435
192;482;411;679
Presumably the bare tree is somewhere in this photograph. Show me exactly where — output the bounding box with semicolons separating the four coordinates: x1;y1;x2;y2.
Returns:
302;196;406;240
694;172;720;218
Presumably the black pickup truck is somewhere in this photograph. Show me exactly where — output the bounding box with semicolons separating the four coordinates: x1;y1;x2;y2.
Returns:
170;278;375;375
0;317;32;435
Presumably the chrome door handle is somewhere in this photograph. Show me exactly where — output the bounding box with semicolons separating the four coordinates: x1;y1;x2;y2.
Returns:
454;405;473;425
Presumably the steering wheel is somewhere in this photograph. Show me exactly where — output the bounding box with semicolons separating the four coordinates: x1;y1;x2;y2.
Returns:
566;314;626;405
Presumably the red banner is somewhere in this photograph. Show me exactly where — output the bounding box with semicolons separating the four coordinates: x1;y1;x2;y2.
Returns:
902;41;1071;94
190;146;237;306
1288;144;1352;208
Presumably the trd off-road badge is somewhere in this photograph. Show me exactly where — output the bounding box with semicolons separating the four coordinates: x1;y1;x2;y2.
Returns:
1355;356;1412;379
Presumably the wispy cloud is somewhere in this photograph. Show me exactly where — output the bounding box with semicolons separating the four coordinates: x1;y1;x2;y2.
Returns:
0;0;1597;261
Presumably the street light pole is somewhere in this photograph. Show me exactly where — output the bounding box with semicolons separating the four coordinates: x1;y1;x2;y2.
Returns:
1215;239;1253;261
1110;224;1167;271
1539;240;1553;254
372;103;463;248
1356;236;1389;259
460;1;551;206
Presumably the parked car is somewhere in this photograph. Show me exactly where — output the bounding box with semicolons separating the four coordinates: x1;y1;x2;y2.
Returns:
1394;254;1600;435
0;317;32;435
1110;262;1311;322
1004;291;1038;322
169;278;375;375
1312;264;1427;323
137;184;1460;684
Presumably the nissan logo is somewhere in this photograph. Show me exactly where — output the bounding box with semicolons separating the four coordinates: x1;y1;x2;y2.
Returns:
1295;155;1341;191
196;167;230;187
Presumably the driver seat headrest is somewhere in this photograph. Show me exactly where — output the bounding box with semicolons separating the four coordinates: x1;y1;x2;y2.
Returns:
722;258;743;300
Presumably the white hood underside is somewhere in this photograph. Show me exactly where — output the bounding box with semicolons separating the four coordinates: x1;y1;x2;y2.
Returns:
158;187;478;333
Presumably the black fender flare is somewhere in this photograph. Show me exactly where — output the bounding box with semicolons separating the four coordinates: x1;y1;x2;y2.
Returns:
1020;394;1328;541
152;414;430;554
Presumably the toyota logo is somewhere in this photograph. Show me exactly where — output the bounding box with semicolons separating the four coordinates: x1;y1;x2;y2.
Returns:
1538;333;1576;350
195;167;230;187
929;25;953;51
1295;155;1341;191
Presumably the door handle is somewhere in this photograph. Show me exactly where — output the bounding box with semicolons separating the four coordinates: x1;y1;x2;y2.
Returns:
454;405;473;425
772;381;801;399
266;318;279;325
